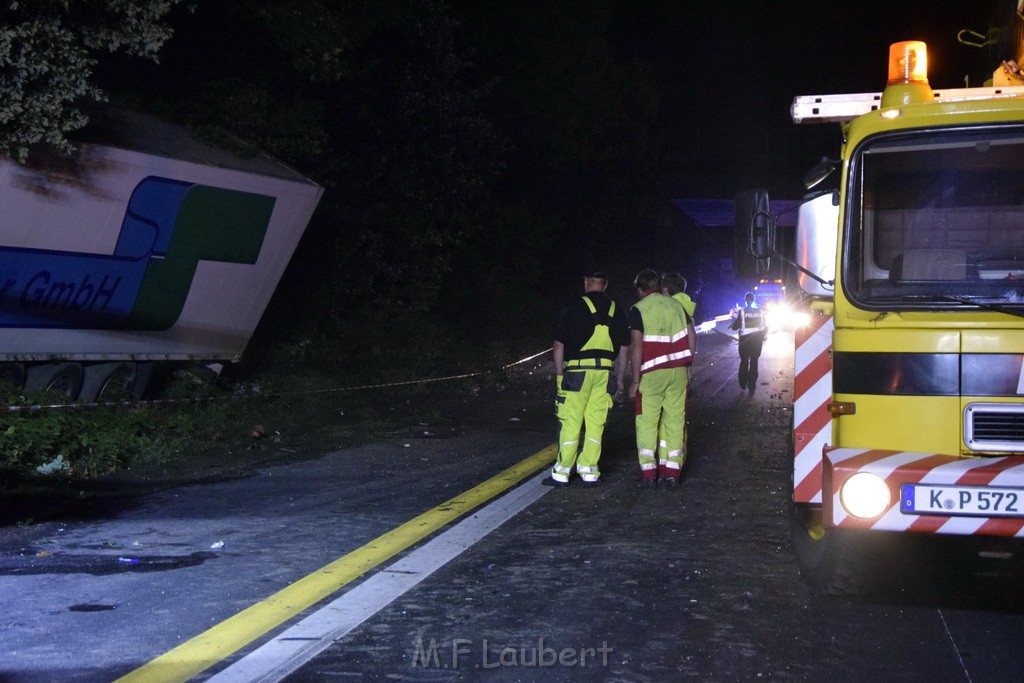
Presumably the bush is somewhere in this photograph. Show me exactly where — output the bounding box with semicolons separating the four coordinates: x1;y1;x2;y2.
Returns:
0;387;187;479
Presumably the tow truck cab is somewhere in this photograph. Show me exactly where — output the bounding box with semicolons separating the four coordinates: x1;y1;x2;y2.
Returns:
743;40;1024;590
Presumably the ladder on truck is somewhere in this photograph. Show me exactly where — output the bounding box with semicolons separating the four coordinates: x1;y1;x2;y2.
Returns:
791;85;1024;123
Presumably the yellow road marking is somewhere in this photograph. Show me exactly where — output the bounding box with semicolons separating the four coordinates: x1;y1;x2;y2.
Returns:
116;444;556;683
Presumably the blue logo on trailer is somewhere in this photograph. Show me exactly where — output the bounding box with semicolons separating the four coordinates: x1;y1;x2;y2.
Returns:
0;177;275;330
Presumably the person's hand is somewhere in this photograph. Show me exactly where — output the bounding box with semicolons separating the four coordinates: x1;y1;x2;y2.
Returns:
628;381;639;399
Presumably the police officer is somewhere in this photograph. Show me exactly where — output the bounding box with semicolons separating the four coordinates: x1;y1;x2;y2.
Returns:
545;270;629;487
628;269;696;488
730;291;767;395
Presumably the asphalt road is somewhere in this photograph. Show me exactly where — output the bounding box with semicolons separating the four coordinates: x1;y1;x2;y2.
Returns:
2;330;1024;682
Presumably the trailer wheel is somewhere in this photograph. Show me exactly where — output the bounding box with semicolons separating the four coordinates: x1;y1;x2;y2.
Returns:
79;362;141;403
0;362;25;389
130;362;156;401
25;363;84;399
790;502;866;595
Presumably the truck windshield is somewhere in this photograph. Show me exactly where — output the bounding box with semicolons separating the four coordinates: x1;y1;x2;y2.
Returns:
845;125;1024;312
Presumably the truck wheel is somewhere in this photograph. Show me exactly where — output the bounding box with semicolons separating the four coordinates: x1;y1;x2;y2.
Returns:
79;362;140;403
790;502;866;595
0;363;25;389
130;362;156;401
25;363;84;399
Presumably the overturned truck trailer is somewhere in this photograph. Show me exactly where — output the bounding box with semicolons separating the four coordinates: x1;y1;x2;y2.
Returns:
0;109;324;401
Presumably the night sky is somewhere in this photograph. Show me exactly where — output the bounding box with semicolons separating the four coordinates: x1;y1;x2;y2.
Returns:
612;1;990;200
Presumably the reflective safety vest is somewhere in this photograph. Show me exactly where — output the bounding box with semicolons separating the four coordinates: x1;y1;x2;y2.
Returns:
736;306;765;337
564;295;617;370
633;293;693;375
672;292;696;319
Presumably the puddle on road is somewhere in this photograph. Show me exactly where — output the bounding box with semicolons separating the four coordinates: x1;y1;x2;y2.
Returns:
0;550;218;576
68;603;117;612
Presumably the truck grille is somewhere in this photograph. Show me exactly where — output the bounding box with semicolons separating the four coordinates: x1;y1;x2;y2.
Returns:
965;403;1024;452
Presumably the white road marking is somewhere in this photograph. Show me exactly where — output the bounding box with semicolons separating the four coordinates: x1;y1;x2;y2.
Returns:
206;471;550;682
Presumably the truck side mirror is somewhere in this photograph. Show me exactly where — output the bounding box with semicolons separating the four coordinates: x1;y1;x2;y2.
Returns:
803;157;837;189
735;189;775;265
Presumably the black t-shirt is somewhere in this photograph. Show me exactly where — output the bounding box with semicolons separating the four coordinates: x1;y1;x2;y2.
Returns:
555;291;629;360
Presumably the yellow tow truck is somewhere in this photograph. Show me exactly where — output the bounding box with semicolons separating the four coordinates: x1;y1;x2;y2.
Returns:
742;19;1024;591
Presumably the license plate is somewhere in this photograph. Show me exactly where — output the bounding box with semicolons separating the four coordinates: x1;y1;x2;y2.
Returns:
901;484;1024;517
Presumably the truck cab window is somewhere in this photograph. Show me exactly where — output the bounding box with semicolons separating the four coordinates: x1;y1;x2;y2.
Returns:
845;126;1024;310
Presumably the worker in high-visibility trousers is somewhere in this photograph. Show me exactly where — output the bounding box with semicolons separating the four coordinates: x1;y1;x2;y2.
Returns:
544;269;629;488
658;272;697;473
628;269;696;489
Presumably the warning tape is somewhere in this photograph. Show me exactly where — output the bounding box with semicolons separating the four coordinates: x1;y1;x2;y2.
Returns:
696;313;734;334
2;348;554;414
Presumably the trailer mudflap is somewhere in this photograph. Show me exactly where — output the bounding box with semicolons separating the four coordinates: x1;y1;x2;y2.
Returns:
824;447;1024;536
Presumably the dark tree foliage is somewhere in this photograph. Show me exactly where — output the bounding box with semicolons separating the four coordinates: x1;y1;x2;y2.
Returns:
317;2;507;313
0;0;183;162
444;0;663;333
453;0;661;255
98;0;665;365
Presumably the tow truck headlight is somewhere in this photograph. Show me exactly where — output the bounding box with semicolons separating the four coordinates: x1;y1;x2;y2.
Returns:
764;303;788;329
791;311;811;328
763;303;810;330
840;472;891;519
